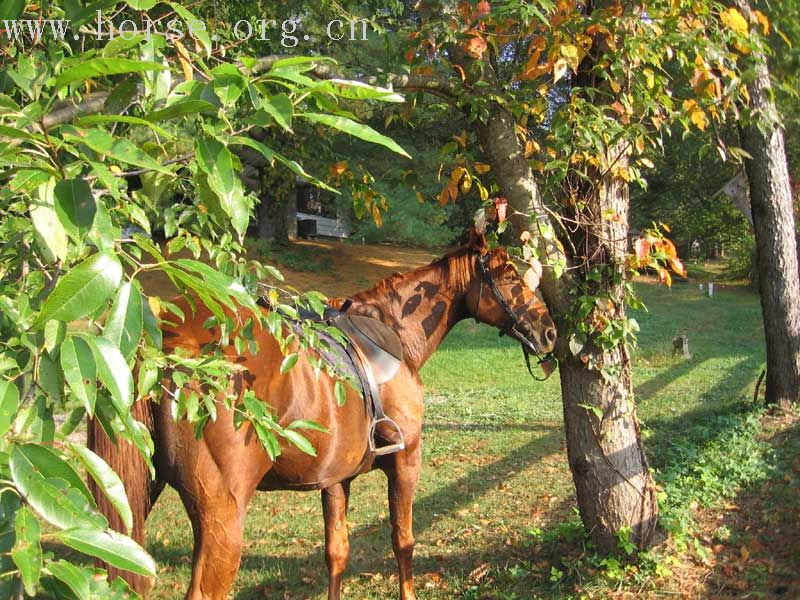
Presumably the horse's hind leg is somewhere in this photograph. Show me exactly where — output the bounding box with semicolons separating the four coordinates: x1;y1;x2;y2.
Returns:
384;444;422;600
322;481;352;600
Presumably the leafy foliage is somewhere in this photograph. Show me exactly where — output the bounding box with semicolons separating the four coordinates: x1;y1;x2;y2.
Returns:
0;1;410;595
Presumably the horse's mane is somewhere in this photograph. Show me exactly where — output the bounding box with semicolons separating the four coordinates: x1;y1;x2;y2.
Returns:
345;246;479;304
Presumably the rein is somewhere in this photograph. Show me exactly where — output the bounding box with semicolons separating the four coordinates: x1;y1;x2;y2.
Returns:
473;252;556;381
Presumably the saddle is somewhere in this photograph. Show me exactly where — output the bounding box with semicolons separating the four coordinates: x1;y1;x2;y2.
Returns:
291;302;405;456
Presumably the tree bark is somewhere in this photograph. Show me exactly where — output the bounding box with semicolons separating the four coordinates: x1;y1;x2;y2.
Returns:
734;0;800;406
476;102;659;551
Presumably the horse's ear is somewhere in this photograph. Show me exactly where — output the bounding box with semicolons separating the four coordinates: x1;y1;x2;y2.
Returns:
466;226;489;254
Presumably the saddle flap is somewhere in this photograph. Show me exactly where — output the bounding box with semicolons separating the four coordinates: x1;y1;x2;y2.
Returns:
332;314;403;384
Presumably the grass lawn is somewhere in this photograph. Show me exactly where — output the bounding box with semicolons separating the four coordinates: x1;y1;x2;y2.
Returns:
136;273;798;599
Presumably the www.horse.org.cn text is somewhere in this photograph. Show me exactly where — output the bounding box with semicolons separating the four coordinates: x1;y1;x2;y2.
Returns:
2;12;371;48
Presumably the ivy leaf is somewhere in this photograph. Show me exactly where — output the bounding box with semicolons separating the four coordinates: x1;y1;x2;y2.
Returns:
35;253;122;327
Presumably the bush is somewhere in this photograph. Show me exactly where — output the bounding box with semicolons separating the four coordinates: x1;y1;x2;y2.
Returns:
347;186;460;248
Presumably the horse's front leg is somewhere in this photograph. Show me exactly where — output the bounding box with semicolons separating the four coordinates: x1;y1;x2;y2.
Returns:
322;481;352;600
384;444;422;600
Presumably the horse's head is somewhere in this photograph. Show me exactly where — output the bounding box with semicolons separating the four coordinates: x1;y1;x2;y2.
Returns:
464;231;557;361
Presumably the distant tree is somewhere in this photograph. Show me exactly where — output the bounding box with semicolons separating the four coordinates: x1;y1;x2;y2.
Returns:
733;0;800;406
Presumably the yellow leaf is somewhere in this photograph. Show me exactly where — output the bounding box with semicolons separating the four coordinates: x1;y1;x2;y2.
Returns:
460;171;472;194
690;107;708;131
753;10;770;35
640;157;655;169
474;162;491;174
560;43;581;72
476;180;488;202
721;8;748;35
643;68;655;89
450;166;468;184
174;39;193;83
553;58;568;83
610;79;621;94
416;190;425;204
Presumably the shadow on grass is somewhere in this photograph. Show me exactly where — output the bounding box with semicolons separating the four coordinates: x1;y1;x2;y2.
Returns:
701;417;800;599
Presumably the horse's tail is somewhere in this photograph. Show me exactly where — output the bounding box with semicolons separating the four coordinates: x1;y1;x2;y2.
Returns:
87;397;156;596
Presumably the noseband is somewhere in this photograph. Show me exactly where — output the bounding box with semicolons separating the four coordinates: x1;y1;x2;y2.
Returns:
473;252;555;380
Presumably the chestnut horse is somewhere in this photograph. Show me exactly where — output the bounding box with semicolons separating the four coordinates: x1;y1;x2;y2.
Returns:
89;234;556;600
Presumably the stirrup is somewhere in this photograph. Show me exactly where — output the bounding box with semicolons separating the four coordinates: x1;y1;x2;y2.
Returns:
368;416;405;456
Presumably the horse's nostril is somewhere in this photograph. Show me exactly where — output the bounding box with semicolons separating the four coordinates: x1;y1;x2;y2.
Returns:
545;328;556;344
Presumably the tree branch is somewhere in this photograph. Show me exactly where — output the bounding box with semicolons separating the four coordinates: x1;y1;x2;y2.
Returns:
41;55;456;128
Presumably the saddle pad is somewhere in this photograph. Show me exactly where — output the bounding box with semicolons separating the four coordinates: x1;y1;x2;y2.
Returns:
331;314;403;385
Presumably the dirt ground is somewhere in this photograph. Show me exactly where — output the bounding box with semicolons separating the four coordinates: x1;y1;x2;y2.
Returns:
139;239;441;300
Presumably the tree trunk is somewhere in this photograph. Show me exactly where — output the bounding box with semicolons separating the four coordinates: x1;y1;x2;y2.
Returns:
735;0;800;406
477;102;659;551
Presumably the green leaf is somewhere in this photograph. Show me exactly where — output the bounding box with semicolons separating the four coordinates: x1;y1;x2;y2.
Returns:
287;419;328;433
35;253;122;327
81;335;133;415
259;91;293;131
53;58;166;92
145;99;218;122
228;136;336;192
46;560;91;600
168;2;212;56
141;294;162;349
300;113;411;158
315;79;405;103
334;380;346;407
211;63;246;106
13;444;93;503
30;178;69;263
10;444;106;530
44;320;66;355
54;178;96;240
281;429;317;457
280;353;299;374
67;128;172;175
55;528;156;577
11;506;42;596
71;445;133;534
194;137;249;238
61;336;97;416
76;114;173;139
269;56;336;70
578;403;604;421
137;360;158;399
0;379;20;437
103;281;143;361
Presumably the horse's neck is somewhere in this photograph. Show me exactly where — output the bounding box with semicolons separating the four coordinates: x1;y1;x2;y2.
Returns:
337;252;473;371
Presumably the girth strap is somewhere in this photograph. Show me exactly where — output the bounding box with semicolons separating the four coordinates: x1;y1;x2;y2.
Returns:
333;310;405;456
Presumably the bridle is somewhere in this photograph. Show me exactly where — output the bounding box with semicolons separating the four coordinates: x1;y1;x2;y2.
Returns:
473;251;556;380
